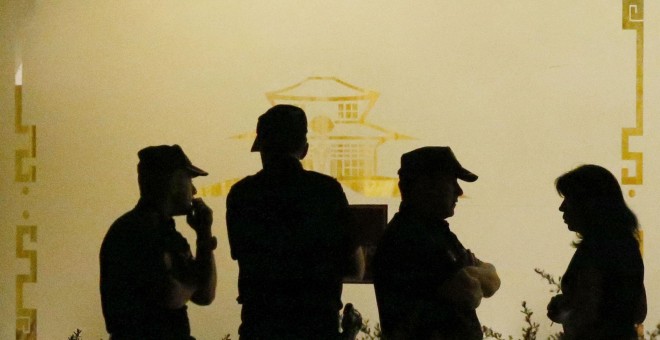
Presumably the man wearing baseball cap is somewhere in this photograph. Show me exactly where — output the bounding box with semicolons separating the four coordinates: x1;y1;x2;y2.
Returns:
100;145;217;339
373;146;500;339
227;105;365;339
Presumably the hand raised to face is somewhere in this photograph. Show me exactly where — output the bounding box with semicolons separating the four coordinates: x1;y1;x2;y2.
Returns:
187;198;213;236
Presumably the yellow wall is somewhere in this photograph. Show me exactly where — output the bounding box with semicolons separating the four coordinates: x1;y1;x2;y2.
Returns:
2;1;659;338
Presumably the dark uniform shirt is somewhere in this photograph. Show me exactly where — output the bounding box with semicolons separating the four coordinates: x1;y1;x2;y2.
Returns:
100;200;195;340
559;236;646;340
226;156;354;339
373;207;482;340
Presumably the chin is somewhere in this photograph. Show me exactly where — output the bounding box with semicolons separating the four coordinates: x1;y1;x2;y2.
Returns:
441;210;454;219
174;204;192;216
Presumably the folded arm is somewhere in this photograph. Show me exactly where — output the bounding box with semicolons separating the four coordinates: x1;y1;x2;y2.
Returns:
464;262;501;298
438;267;484;310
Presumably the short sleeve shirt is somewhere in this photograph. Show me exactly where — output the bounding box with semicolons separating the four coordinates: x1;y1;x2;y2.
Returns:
226;156;354;338
373;207;482;339
100;200;194;340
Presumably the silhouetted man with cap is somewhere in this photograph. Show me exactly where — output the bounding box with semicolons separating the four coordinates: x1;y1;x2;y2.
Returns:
226;104;365;339
100;145;217;340
373;146;500;339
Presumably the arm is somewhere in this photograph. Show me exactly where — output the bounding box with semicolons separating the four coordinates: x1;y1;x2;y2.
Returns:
162;252;195;308
436;250;498;309
187;198;217;305
438;267;483;310
464;262;501;298
547;294;568;324
548;267;602;328
225;188;242;261
343;246;366;281
162;198;217;308
565;267;603;328
335;183;366;282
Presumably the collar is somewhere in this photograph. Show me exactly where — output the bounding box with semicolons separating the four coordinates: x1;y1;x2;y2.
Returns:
398;203;451;232
135;198;175;229
261;155;303;173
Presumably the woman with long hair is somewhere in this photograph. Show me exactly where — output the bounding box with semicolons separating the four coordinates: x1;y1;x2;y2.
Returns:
547;164;646;339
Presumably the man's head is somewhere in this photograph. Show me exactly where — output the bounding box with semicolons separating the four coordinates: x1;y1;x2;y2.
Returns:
137;144;208;215
398;147;477;220
251;104;308;158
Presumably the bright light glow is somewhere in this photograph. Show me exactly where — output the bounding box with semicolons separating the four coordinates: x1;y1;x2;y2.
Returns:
15;63;22;86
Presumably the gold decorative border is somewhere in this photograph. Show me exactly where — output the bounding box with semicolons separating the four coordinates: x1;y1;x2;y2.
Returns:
2;5;647;337
15;82;37;340
16;225;37;340
621;0;644;198
621;5;645;336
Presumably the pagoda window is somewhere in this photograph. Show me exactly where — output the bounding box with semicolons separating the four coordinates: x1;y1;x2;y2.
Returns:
330;143;367;178
338;103;359;122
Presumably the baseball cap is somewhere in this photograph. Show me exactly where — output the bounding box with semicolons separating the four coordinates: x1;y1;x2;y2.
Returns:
251;104;308;152
137;144;208;177
398;146;478;182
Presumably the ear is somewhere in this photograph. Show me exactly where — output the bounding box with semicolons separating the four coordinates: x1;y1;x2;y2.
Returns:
299;142;309;160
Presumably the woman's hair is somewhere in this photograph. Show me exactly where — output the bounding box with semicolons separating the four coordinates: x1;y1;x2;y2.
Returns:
555;164;638;242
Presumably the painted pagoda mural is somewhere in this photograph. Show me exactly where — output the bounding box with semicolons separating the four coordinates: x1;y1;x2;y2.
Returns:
201;77;412;198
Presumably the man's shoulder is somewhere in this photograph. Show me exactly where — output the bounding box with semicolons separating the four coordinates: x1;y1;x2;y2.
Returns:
304;169;342;184
228;169;345;205
231;172;260;188
382;213;425;239
231;168;340;185
226;173;263;199
375;214;421;259
105;209;137;236
102;208;151;252
377;213;458;261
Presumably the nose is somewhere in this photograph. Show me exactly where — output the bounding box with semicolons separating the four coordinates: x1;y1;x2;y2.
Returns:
559;200;565;212
192;183;197;196
456;182;463;197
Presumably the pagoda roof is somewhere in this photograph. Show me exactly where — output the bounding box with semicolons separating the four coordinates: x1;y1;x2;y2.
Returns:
310;120;413;142
266;76;379;102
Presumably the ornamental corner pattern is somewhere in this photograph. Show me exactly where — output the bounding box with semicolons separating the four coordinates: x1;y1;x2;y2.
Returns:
621;0;644;198
15;81;38;340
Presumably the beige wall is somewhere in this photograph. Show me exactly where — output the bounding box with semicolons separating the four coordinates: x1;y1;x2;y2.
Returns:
2;1;659;338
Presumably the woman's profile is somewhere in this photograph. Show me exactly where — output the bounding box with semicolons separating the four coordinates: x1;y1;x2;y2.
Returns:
547;164;646;339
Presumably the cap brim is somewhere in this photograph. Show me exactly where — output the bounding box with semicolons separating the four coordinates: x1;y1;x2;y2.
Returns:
457;168;478;182
186;164;208;177
250;136;260;152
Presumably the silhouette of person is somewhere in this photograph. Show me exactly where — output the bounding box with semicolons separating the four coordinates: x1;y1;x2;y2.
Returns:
547;164;646;339
373;146;500;339
226;104;365;340
100;145;217;340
